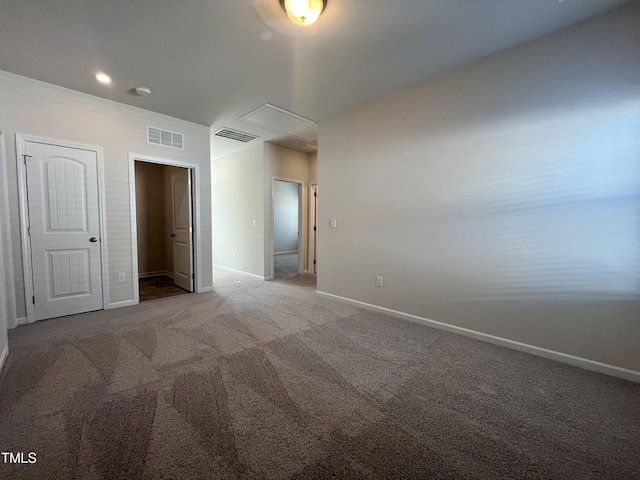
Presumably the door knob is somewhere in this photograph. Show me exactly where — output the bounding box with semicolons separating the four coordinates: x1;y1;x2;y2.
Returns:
89;237;98;243
170;234;176;237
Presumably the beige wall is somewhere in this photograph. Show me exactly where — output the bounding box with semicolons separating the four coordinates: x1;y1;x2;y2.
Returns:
309;152;318;183
212;143;265;277
0;70;212;319
264;143;310;276
212;142;312;278
318;4;640;372
135;162;168;275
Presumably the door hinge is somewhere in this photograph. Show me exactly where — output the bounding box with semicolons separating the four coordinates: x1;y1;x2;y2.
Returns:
27;226;31;236
191;273;195;279
22;154;32;164
314;192;317;197
32;296;35;305
313;226;316;231
313;260;316;265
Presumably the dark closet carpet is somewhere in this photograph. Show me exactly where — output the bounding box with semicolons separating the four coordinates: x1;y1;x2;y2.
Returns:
139;275;190;302
0;270;639;479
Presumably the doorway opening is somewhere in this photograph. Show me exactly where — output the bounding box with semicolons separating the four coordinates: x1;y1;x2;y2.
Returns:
133;160;194;302
273;179;302;279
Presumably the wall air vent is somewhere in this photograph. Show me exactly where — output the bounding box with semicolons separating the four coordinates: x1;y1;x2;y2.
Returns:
213;127;259;143
147;126;184;149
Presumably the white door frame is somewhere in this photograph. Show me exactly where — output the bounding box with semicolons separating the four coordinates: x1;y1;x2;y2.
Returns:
16;134;109;324
271;177;304;280
308;182;317;274
128;153;202;304
0;130;18;328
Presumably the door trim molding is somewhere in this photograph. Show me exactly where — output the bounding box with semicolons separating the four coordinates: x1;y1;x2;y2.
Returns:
128;153;203;306
16;134;109;324
0;345;8;375
308;181;317;275
0;130;18;329
270;177;305;280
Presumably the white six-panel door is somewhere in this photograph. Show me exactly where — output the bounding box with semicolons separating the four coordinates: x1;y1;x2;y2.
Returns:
25;141;103;320
171;170;193;291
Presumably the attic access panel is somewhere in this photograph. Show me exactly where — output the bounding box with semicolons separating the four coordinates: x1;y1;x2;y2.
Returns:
239;103;317;142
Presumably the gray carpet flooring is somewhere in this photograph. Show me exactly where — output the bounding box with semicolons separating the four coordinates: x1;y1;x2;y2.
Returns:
274;253;300;280
0;269;639;479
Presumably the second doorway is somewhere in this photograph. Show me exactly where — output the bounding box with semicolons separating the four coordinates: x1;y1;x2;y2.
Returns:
134;161;193;301
273;180;302;279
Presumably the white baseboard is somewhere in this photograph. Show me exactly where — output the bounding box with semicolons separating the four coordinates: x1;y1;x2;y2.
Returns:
0;345;8;374
106;299;137;310
275;250;298;255
316;291;640;384
139;270;174;279
214;264;267;280
11;316;28;328
198;285;214;293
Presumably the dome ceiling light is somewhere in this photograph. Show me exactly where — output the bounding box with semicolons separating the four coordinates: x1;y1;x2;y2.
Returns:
279;0;327;27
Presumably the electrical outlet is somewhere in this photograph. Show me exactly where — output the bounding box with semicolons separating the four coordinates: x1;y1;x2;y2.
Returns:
376;276;383;287
252;219;257;227
118;272;126;282
330;219;337;229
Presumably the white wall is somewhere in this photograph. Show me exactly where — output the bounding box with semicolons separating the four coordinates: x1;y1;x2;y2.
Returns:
212;143;265;277
0;132;9;369
0;70;212;318
318;4;640;373
0;130;12;363
274;181;300;254
0;213;8;372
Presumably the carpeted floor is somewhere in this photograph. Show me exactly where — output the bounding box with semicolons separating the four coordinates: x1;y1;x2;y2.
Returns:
0;269;639;479
274;253;300;280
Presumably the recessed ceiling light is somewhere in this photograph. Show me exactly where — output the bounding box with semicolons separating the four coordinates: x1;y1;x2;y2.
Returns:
95;72;112;85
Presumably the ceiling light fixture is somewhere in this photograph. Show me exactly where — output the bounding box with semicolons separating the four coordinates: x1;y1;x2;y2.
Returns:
94;72;112;85
279;0;327;27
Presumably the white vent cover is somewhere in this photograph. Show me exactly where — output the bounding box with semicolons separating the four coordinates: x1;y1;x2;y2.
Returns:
147;126;184;149
213;127;259;143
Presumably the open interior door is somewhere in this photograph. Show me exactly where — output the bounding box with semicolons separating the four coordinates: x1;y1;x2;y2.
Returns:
171;169;193;291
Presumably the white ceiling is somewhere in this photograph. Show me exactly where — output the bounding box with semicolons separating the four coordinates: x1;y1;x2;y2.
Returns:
0;0;631;157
